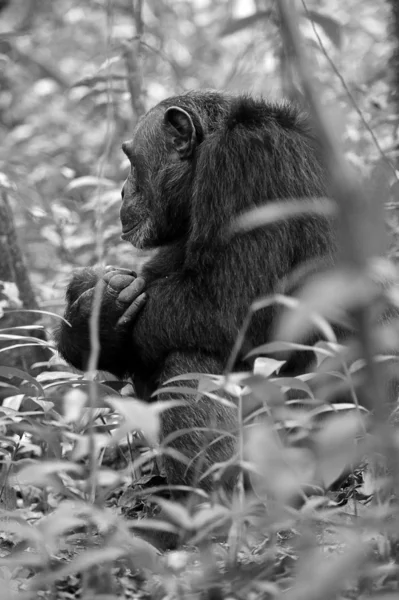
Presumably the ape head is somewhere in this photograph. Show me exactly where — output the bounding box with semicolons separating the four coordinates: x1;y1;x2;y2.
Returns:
120;91;326;254
120;91;231;250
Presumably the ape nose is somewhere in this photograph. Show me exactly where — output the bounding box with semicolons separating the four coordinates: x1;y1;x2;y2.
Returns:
121;185;125;200
122;142;129;155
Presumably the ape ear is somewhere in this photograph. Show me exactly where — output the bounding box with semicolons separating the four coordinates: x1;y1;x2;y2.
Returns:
164;106;197;159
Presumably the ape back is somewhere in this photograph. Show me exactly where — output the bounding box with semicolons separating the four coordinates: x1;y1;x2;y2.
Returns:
120;91;333;389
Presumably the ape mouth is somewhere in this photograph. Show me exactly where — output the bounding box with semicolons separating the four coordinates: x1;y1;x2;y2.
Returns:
121;219;145;240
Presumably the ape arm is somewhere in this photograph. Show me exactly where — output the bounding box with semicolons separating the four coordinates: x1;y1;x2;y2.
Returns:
130;233;289;375
55;267;146;377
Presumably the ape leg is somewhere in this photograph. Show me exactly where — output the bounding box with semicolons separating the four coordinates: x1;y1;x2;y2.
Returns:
156;351;238;496
135;352;238;551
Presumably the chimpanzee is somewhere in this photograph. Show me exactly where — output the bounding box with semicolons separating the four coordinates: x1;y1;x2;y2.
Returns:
56;91;333;501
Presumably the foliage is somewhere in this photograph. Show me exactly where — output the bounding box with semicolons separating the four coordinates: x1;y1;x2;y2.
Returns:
1;0;399;599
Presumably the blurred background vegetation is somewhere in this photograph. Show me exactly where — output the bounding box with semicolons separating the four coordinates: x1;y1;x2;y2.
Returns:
0;0;396;320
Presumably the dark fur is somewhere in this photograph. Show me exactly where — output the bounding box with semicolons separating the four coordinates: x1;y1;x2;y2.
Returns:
56;91;333;498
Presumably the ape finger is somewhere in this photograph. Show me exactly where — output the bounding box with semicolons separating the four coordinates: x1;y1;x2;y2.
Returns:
116;277;146;304
117;292;147;327
66;267;103;304
105;265;136;277
69;287;96;315
103;269;134;284
104;273;136;292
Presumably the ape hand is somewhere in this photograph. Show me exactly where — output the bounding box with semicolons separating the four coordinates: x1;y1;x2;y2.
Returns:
66;266;146;328
56;266;146;375
102;267;147;327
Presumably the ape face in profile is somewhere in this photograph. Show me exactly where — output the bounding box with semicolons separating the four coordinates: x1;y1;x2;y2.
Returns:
120;93;232;251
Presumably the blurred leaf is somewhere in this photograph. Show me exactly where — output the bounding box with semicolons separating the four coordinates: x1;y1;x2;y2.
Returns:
305;10;343;49
313;341;345;366
271;377;315;399
275;271;377;344
0;367;44;395
233;198;335;233
63;388;87;422
70;433;110;461
253;357;285;377
11;461;82;487
242;375;285;406
247;340;333;359
315;412;366;488
20;396;54;412
246;423;315;502
220;10;273;37
0;172;17;191
191;504;230;529
36;371;78;382
154;497;193;530
107;397;160;444
66;176;116;192
151;385;204;397
283;535;366;600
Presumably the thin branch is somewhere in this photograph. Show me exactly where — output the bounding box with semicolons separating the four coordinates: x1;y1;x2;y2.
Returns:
123;0;146;120
301;0;398;182
277;0;387;419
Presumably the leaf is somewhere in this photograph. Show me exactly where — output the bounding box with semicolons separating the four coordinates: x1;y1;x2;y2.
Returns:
241;375;285;406
275;271;376;344
70;433;110;461
271;377;315;399
234;198;335;232
315;413;366;488
305;10;343;49
191;504;230;529
0;367;44;395
36;371;78;382
63;388;87;422
154;498;193;530
253;357;285;377
11;461;82;487
220;10;273;37
246;341;332;359
66;176;116;191
151;385;202;397
246;423;315;502
20;397;54;412
107;397;160;444
0;172;17;191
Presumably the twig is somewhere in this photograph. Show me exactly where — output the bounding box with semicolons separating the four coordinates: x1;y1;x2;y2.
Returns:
277;0;388;418
123;0;146;120
301;0;398;182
